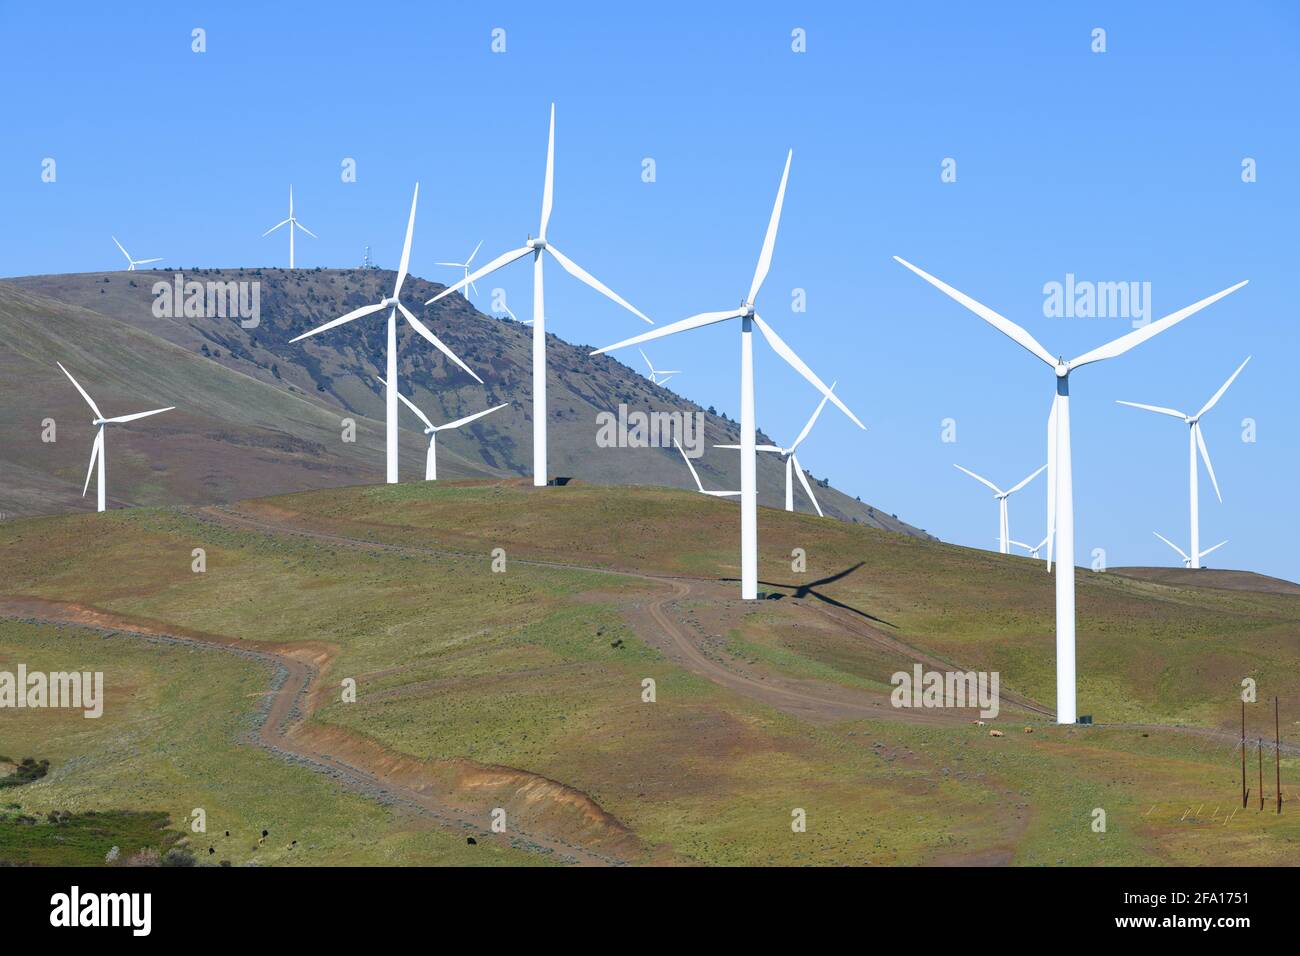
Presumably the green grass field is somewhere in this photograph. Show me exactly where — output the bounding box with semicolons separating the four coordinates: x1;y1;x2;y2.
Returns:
1;480;1296;865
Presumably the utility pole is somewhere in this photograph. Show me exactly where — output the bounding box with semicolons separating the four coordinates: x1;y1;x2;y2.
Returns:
1276;697;1283;815
1241;699;1248;808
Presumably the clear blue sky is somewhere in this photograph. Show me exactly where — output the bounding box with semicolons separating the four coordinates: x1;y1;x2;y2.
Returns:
2;2;1296;580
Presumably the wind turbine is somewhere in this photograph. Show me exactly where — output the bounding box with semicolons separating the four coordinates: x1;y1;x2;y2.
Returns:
56;362;173;512
594;152;863;599
426;104;652;487
715;383;839;516
1153;532;1227;569
674;440;738;498
954;462;1047;554
435;241;484;302
261;186;317;269
111;236;161;271
375;376;506;481
894;256;1246;723
1117;356;1250;569
498;303;532;326
290;184;482;483
639;349;681;387
1009;535;1050;561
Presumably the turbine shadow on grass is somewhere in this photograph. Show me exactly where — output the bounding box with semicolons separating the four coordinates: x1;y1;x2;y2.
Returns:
724;561;897;628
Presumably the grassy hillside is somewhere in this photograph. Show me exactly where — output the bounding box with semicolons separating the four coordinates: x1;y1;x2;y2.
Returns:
3;270;923;534
1;481;1296;865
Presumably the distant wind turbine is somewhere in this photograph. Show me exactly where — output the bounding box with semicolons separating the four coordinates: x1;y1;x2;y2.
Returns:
56;362;173;512
595;152;863;600
1117;356;1250;569
1009;535;1050;561
435;241;484;302
427;104;652;487
716;382;839;516
290;184;482;483
895;255;1247;723
261;186;316;269
954;462;1047;554
674;440;739;498
111;236;161;271
498;303;532;326
1154;532;1227;569
639;349;680;387
375;376;506;481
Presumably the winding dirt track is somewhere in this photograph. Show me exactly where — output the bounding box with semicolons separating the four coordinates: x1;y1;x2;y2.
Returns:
5;503;1291;865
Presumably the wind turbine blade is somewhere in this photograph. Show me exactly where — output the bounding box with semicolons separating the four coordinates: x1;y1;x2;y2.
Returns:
466;239;483;266
1046;395;1058;570
953;463;1003;495
893;257;1057;368
1068;281;1249;369
1008;540;1033;551
747;149;792;305
639;349;654;374
1195;355;1251;419
714;444;782;452
261;219;291;237
591;308;744;356
1195;423;1222;502
656;370;681;376
56;362;102;418
112;236;131;262
104;406;174;424
82;429;102;497
790;383;835;452
133;258;162;266
1154;531;1191;563
437;403;509;432
674;439;706;493
395;183;419;294
1115;400;1187;419
546;245;651;324
375;375;436;431
295;221;318;239
792;453;823;517
426;246;532;304
397;303;483;384
751;314;865;429
434;261;463;268
539;103;555;239
1199;540;1228;559
1006;462;1048;496
289;301;387;342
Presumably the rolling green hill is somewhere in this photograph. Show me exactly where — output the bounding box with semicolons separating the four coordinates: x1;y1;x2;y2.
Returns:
1;480;1295;866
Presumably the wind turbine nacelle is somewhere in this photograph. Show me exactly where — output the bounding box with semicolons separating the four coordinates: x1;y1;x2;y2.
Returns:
527;238;546;250
1054;363;1069;378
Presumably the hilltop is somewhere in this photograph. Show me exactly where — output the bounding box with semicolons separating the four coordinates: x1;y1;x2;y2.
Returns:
2;269;923;534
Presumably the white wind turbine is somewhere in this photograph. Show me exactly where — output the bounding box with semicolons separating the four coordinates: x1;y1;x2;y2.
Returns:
639;349;681;387
1009;535;1050;561
594;152;863;599
435;241;484;302
895;256;1246;723
57;362;173;512
497;304;532;326
1117;355;1250;569
674;440;739;498
954;462;1047;554
1153;532;1227;569
261;186;317;269
375;376;507;481
715;382;839;516
111;236;161;271
290;184;482;483
426;104;651;487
